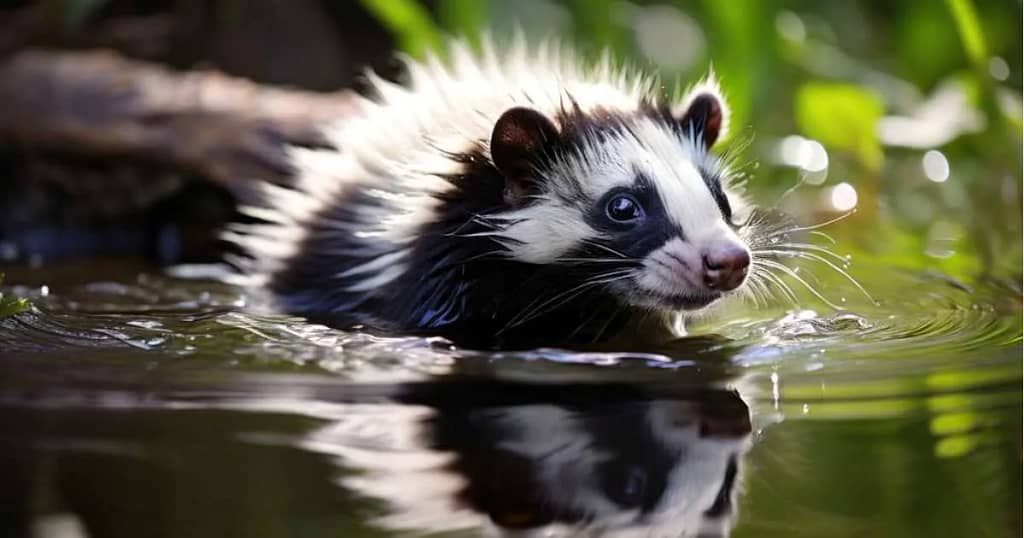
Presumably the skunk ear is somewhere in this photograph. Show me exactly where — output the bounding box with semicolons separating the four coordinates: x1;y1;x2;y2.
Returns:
490;107;558;199
678;92;727;150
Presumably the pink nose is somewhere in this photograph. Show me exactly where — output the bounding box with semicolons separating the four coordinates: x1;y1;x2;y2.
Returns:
702;243;750;291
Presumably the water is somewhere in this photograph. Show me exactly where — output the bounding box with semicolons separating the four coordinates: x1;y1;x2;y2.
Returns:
0;259;1020;538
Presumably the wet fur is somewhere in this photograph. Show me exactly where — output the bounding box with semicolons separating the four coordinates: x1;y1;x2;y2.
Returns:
225;38;749;348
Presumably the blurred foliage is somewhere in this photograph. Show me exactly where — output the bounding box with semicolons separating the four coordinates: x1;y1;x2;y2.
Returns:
795;83;884;172
359;0;443;59
947;0;988;67
437;0;487;45
0;274;30;319
364;0;1022;289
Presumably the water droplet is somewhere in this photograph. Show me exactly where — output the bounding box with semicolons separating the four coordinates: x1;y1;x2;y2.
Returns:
770;372;780;410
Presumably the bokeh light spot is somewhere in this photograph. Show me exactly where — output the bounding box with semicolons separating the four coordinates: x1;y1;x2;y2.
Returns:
777;135;829;174
830;182;858;211
633;5;704;72
922;150;950;183
775;11;806;43
988;56;1010;81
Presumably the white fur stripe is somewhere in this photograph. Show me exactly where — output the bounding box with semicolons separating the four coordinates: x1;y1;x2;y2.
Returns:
337;249;409;279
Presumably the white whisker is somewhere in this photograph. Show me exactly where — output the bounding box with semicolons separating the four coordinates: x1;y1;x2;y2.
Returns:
580;240;629;259
773;175;808;206
740;274;771;308
751;263;800;305
500;270;635;332
762;211;854;237
809;230;837;244
755;249;874;302
757;242;849;264
555;257;641;265
756;259;841;309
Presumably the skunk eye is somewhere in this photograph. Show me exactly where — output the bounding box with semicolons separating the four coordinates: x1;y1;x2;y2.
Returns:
605;194;643;223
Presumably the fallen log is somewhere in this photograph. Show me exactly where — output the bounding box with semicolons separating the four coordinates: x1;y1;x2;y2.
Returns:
0;48;363;199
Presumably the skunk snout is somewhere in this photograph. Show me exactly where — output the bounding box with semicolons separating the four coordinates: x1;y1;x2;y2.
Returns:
701;242;750;291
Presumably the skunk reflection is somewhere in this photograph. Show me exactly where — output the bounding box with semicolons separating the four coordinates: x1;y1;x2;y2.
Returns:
307;382;752;537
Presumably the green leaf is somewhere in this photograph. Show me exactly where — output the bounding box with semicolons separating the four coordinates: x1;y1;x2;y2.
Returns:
0;274;30;320
696;0;768;141
945;0;987;68
934;433;981;459
360;0;444;59
795;82;884;171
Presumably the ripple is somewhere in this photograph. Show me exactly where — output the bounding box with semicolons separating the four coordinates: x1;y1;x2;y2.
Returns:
0;266;1019;415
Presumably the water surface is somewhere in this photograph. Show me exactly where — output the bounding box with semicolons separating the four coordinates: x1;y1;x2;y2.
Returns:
0;259;1020;538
